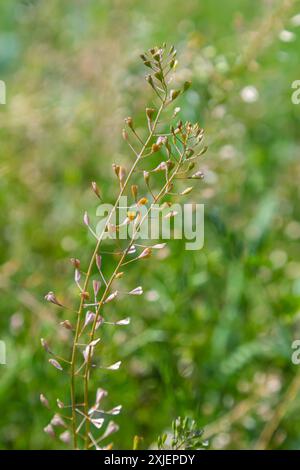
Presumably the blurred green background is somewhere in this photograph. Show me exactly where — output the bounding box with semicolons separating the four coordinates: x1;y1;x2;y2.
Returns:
1;0;300;450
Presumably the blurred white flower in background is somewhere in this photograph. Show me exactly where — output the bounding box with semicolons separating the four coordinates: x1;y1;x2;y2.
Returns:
240;85;259;103
279;29;296;42
290;14;300;26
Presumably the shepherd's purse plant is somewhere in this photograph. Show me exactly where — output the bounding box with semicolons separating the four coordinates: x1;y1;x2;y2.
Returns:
41;44;207;450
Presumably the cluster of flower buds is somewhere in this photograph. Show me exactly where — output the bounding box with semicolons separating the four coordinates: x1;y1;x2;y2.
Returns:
140;45;178;101
141;45;193;107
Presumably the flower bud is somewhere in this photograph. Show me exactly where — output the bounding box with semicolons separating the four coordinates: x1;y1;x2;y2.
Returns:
60;320;73;330
137;197;148;206
151;143;160;153
81;291;90;300
156;136;167;146
125;117;134;129
112;163;120;177
41;338;51;353
166;160;175;170
127;211;136;222
57;398;65;409
153;162;168;172
192;171;204;179
44;291;63;307
143;171;150;185
131;184;138;201
173;107;180;117
70;258;80;268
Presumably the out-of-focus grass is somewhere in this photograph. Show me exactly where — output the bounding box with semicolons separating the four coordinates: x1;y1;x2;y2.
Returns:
0;0;300;450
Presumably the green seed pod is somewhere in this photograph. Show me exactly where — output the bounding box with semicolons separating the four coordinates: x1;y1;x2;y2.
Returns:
125;116;134;129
